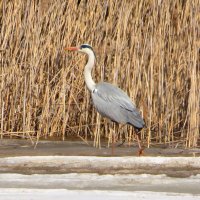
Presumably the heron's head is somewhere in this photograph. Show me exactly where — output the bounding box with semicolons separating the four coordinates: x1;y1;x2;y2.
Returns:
65;44;94;55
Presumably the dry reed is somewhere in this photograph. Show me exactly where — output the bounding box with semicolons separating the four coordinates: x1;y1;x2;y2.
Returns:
0;0;199;148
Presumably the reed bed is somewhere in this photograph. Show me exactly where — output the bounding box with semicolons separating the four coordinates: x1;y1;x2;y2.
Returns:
0;0;199;148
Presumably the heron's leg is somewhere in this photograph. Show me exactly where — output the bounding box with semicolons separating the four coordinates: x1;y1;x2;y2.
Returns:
112;130;115;155
135;134;144;156
111;123;118;155
109;123;125;155
110;122;122;155
116;124;126;146
107;122;115;155
136;134;141;149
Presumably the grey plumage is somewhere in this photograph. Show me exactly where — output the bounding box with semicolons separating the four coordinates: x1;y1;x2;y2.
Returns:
92;82;145;129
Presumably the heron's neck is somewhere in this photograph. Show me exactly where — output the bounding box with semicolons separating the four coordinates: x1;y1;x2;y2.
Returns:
84;51;96;92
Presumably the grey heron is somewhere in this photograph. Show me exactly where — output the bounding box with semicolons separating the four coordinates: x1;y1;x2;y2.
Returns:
66;44;145;155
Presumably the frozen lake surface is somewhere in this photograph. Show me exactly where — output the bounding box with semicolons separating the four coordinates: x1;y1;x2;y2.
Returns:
1;156;200;177
0;173;200;200
0;154;200;199
0;173;200;193
0;189;200;200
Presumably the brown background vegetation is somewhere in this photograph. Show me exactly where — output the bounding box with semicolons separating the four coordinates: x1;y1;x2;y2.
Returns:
0;0;199;148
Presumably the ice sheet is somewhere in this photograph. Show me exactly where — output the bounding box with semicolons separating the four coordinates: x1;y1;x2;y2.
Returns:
0;189;199;200
0;173;199;194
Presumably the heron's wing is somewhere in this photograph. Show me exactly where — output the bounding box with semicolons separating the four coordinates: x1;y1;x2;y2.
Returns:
95;82;136;111
92;82;145;128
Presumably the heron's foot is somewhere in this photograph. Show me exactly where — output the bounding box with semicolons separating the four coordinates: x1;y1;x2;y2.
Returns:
138;148;145;156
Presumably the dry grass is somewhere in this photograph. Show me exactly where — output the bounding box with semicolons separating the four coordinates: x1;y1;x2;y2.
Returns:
0;0;199;148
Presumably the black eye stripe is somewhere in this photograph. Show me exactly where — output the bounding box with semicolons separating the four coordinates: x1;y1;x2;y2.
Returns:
80;44;96;58
80;44;93;50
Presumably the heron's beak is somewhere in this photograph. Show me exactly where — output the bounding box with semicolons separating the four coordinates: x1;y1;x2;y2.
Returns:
65;47;79;51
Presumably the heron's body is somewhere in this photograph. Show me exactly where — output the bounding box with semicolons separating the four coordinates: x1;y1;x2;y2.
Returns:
66;44;145;152
92;82;145;129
